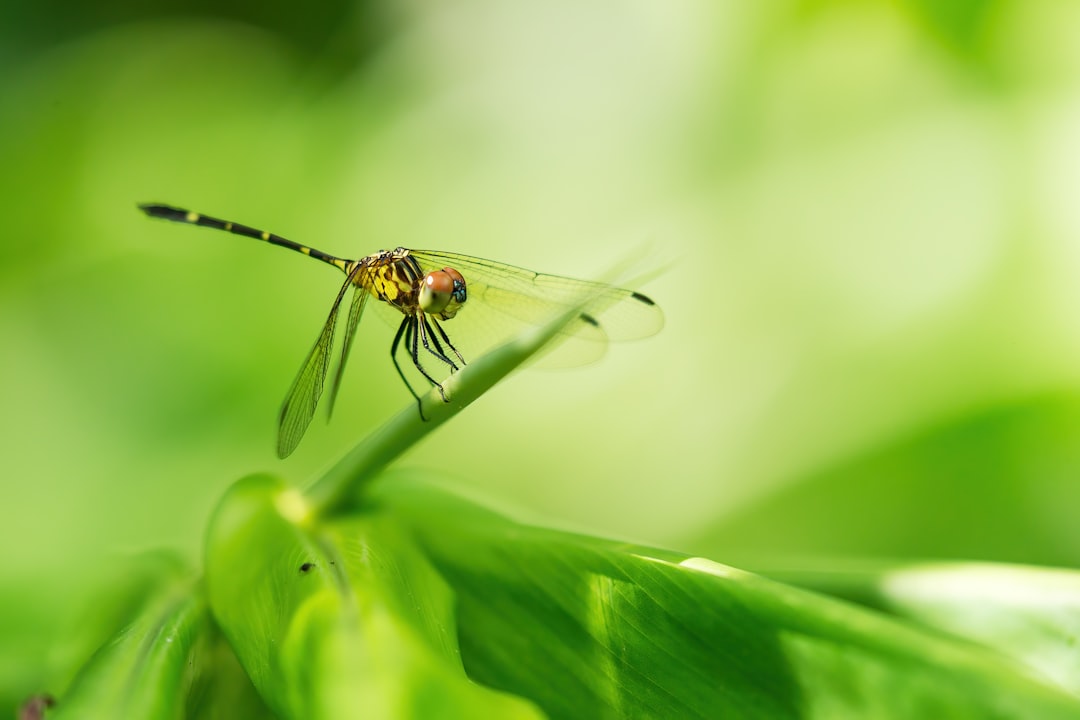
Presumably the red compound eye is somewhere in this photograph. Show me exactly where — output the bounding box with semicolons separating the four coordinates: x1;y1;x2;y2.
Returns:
426;271;455;295
419;270;455;313
443;267;465;289
441;267;466;304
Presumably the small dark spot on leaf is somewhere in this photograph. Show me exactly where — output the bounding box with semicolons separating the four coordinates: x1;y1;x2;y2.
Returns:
19;693;55;720
299;562;315;573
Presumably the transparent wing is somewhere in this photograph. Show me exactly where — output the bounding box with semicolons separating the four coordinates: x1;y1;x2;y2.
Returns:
412;250;663;341
276;272;358;458
326;270;372;420
407;250;663;367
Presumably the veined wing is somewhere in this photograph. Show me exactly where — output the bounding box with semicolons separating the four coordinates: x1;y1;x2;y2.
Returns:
326;273;372;420
410;250;664;343
277;263;370;458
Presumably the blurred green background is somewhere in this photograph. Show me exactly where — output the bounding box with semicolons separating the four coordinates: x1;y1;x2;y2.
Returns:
5;0;1080;707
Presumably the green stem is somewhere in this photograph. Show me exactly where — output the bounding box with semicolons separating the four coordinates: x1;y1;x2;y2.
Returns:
305;303;590;517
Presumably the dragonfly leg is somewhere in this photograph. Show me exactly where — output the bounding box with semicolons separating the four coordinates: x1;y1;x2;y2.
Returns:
409;314;448;402
391;316;427;420
419;316;460;373
429;317;466;368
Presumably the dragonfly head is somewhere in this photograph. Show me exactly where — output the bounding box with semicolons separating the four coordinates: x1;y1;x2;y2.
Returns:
419;267;467;319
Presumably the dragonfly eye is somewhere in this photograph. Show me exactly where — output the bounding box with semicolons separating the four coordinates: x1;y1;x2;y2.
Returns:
420;268;467;318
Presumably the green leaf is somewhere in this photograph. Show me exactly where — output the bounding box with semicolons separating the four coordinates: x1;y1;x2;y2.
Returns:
762;560;1080;700
50;552;270;719
205;469;1080;719
379;474;1080;719
204;473;543;719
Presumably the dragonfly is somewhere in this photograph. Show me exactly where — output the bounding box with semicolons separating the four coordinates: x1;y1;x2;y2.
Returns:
139;203;663;458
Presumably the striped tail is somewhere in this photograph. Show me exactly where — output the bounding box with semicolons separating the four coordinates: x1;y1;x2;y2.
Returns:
138;203;350;273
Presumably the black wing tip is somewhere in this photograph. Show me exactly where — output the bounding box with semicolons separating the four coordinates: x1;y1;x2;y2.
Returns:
630;291;656;306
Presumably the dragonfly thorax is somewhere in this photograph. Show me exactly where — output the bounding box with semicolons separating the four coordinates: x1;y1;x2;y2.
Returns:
351;251;467;320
